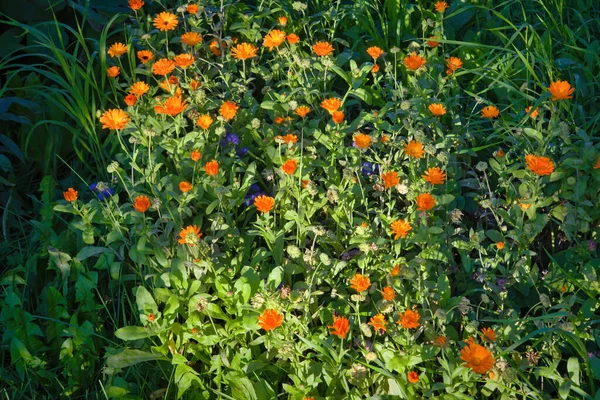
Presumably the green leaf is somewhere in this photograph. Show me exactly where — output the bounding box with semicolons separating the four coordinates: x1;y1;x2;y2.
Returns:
75;246;111;262
567;357;580;386
267;266;283;291
135;286;158;313
114;326;151;341
106;348;166;369
438;274;451;307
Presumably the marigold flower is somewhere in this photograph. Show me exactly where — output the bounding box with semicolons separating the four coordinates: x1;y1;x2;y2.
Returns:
332;111;344;124
390;219;411;239
525;106;539;118
593;157;600;169
219;101;238;120
408;371;419;383
381;134;389;143
190;150;201;162
320;98;342;114
460;343;494;374
129;0;143;11
349;274;370;292
525;154;554;176
159;77;179;93
328;315;349;339
263;29;287;50
231;43;258;60
254;195;275;213
108;43;127;58
518;198;532;210
129;81;150;97
353;133;372;149
368;314;387;332
63;188;78;202
496;242;504;250
124;94;136;107
258;309;283;331
100;109;129;130
287;34;300;44
446;56;463;74
152;58;176;76
178;225;202;245
371;64;380;73
403;52;426;70
367;46;385;59
196;114;213;130
187;4;198;14
399;309;420;329
106;66;120;78
434;335;448;347
497;149;505;157
381;287;395;301
312;41;334;56
181;32;202;47
147;313;156;322
381;171;400;189
548;80;574;101
275;134;298;145
481;327;496;342
427;36;440;47
204;160;219;176
481;105;500;119
435;1;449;12
429;103;446;116
281;159;297;175
404;140;424;158
209;39;226;56
189;79;201;91
416;193;436;211
422;167;446;185
137;50;153;64
174;53;195;69
154;96;188;116
390;264;400;276
134;195;150;212
278;16;288;26
179;181;192;193
154;12;178;31
295;106;310;118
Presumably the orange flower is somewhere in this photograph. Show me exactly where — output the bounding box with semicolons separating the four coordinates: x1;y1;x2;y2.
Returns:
209;39;226;56
129;0;143;11
403;52;426;70
353;133;372;149
134;195;150;212
371;64;380;73
518;198;532;210
525;106;539;118
320;98;342;114
328;315;349;339
434;335;448;347
390;264;400;276
349;273;370;292
129;81;150;97
435;1;449;12
496;242;504;250
460;343;495;374
367;46;385;59
231;43;258;60
381;171;400;189
153;12;178;31
174;53;195;69
446;56;463;74
100;109;129;130
152;58;176;75
137;50;154;64
204;160;219;176
263;29;287;50
416;193;436;211
190;150;201;162
390;219;411;239
381;287;395;301
106;66;120;78
481;105;500;119
525;154;554;176
63;188;78;202
429;103;446;116
286;34;300;44
179;181;192;193
281;159;297;175
187;4;198;14
427;36;440;47
278;16;288;26
381;134;389;143
548;80;574;101
312;41;334;57
147;313;155;322
159;77;180;93
108;43;127;58
407;371;419;383
124;94;136;107
422;167;446;185
404;140;424;158
593;157;600;169
154;96;188;116
368;314;387;332
331;111;344;124
399;309;420;329
181;32;202;46
178;225;203;245
258;309;283;331
196;114;213;130
254;195;275;213
275;134;298;145
190;79;201;90
481;327;496;342
295;106;310;118
497;149;505;157
219;101;238;120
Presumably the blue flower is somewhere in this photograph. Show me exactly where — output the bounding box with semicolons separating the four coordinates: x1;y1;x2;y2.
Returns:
221;133;240;146
361;162;380;176
90;182;115;201
243;184;264;206
236;147;249;157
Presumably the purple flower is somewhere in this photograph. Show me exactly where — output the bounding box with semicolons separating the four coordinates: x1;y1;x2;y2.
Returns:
243;184;264;206
361;162;380;177
221;133;240;146
90;182;114;201
588;241;597;252
236;147;249;157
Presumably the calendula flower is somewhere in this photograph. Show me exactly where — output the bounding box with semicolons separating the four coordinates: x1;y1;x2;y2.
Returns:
496;149;505;157
295;106;310;118
108;43;127;58
178;225;202;245
106;66;120;78
190;150;201;162
196;114;213;130
399;309;420;329
407;371;419;383
381;171;400;189
63;188;78;202
496;242;504;250
390;219;411;239
159;77;179;93
129;81;150;97
231;43;258;60
416;193;436;211
263;29;287;50
219;101;238;120
331;111;344;124
187;4;198;14
181;32;202;46
429;103;446;116
281;159;297;175
147;313;156;322
179;181;192;193
258;309;283;331
368;314;387;332
312;41;334;56
209;39;226;56
390;264;400;276
328;315;349;339
174;53;195;68
287;33;300;44
525;154;554;176
100;109;129;130
434;335;448;347
381;287;395;301
367;46;385;59
403;52;426;70
154;96;188;116
204;160;219;176
593;157;600;169
435;1;449;12
353;133;372;149
481;327;497;342
137;50;153;64
371;64;380;73
276;134;298;145
124;94;136;107
254;195;275;213
152;58;176;75
189;79;201;90
422;167;446;185
525;106;539;118
481;105;500;119
404;140;424;158
427;36;439;47
278;16;288;26
153;12;178;31
350;274;370;292
320;98;342;114
134;195;150;212
548;80;574;100
460;343;494;374
129;0;143;11
446;56;462;74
